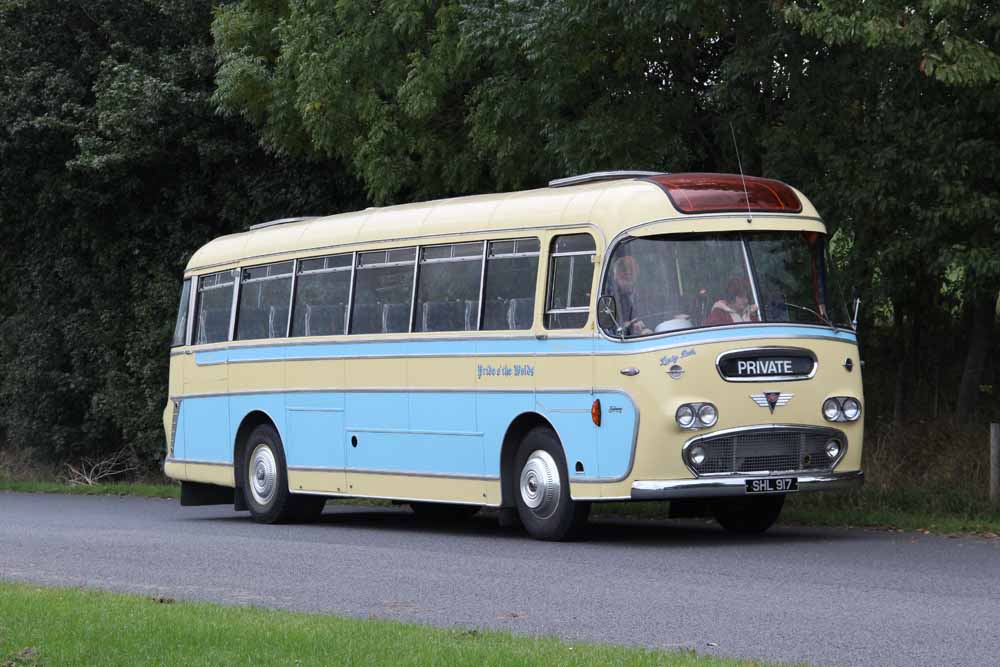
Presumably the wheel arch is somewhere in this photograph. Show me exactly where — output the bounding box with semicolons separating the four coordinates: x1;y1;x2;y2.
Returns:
499;411;563;508
232;409;281;492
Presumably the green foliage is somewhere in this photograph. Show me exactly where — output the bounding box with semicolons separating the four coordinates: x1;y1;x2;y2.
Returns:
0;0;361;467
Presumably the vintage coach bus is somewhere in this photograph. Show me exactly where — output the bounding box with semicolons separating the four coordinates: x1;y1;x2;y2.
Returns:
165;171;864;540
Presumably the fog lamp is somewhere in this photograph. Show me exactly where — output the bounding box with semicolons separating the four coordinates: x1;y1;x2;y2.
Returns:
825;439;842;459
690;445;707;466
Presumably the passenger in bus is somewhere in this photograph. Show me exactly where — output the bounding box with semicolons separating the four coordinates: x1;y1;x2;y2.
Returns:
706;276;758;324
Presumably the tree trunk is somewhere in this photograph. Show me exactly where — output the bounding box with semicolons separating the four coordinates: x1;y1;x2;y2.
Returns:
956;288;998;419
893;306;911;426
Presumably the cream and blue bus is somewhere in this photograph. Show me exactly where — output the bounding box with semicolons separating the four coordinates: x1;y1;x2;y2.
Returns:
165;171;864;540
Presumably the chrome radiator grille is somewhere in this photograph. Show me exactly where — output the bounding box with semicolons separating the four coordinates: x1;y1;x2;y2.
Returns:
685;426;845;476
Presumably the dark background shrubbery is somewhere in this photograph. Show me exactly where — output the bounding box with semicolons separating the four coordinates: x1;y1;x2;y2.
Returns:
0;1;996;479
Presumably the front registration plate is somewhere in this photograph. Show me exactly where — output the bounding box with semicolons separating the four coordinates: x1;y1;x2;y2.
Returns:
745;477;798;494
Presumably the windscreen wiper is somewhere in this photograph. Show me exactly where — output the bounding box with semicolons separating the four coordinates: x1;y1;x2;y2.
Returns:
779;302;837;332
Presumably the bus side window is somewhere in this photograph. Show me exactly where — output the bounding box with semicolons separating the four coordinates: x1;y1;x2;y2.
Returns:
291;254;352;337
193;269;237;345
415;242;483;332
171;279;191;347
545;234;595;329
235;261;294;341
481;238;540;331
351;247;417;334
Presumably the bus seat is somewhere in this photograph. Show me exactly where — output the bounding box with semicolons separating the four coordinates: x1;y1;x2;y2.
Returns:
268;306;289;338
382;303;410;333
351;303;379;333
305;303;346;336
463;299;479;331
421;301;464;332
507;297;534;330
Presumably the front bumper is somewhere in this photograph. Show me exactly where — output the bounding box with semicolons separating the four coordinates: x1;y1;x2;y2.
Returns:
631;470;863;500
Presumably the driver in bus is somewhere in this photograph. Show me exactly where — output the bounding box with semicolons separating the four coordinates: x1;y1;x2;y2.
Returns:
609;255;653;336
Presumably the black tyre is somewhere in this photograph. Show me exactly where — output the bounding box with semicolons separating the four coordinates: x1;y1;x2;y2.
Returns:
711;494;785;534
409;502;480;523
242;423;325;524
513;426;590;541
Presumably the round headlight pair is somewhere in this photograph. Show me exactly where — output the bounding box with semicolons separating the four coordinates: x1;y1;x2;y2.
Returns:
822;396;862;422
676;402;718;429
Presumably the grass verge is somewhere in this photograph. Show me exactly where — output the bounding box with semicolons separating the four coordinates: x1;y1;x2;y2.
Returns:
0;479;179;498
0;581;782;667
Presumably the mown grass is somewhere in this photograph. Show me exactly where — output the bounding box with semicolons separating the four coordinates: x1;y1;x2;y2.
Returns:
0;582;784;667
0;478;179;498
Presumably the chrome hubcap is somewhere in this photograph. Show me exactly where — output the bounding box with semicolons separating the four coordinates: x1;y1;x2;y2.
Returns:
520;450;560;519
249;443;277;506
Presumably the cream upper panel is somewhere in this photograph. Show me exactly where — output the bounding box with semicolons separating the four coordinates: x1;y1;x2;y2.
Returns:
184;178;821;275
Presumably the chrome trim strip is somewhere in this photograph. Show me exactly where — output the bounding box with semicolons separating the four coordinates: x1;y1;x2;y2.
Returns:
228;268;240;342
345;251;357;335
287;406;345;413
407;247;419;333
476;239;487;330
631;470;863;500
168;458;232;468
171;387;635;400
714;346;819;383
681;424;847;478
288;465;497;481
346;427;484;437
285;258;298;338
548;170;662;188
289;488;496;507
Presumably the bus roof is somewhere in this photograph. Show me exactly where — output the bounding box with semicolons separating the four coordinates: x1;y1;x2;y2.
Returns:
186;173;819;273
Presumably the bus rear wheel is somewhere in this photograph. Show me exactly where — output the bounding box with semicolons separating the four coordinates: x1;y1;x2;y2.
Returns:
242;424;325;524
711;495;784;534
513;427;590;541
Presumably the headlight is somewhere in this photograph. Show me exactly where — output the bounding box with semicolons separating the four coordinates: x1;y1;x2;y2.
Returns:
697;403;718;427
676;402;718;430
676;404;696;428
841;397;862;421
822;396;862;422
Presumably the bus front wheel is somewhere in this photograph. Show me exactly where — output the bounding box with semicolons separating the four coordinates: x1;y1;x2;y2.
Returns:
711;495;784;534
514;427;590;541
242;424;325;524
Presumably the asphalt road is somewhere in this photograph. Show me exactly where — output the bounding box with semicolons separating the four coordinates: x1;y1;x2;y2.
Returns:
2;492;999;666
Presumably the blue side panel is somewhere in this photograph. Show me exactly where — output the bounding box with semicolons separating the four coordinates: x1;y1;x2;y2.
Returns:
285;393;346;469
184;396;230;463
478;392;535;477
536;394;598;480
229;393;287;461
596;392;638;479
346;392;408;430
409;392;477;432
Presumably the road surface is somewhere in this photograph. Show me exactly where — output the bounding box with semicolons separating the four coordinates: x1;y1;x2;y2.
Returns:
2;492;998;666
